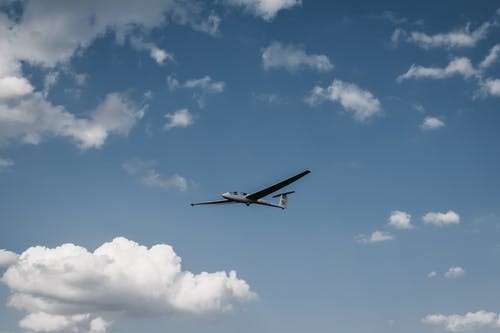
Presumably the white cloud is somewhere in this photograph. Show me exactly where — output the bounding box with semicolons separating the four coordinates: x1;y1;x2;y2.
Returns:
0;249;18;267
306;79;382;121
0;0;218;76
0;0;218;148
184;76;225;93
422;311;500;331
167;75;225;107
0;76;34;100
388;210;413;230
390;28;406;44
224;0;301;21
423;210;460;227
427;271;437;278
167;75;225;93
421;116;445;130
480;44;500;69
405;22;491;49
43;72;59;98
19;312;90;333
0;92;145;149
355;231;394;244
479;78;500;97
1;237;255;333
123;158;188;191
164;109;194;130
262;42;333;72
130;37;174;65
444;266;465;279
0;157;14;171
397;57;478;81
89;317;112;333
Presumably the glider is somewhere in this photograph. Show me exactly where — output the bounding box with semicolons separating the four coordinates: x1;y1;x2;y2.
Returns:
191;170;310;209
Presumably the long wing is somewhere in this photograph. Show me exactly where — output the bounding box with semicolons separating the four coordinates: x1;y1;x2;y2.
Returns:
245;170;310;201
191;199;235;206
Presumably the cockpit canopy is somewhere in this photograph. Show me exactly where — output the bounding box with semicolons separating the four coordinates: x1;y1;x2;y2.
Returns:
231;191;247;196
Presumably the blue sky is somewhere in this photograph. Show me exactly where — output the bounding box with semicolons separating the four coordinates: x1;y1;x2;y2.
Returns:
0;1;500;332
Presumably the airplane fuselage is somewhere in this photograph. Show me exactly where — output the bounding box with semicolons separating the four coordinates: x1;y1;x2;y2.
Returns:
222;192;284;209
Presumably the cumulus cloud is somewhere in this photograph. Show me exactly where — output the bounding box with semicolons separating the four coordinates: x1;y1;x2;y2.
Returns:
0;92;145;149
164;109;194;130
224;0;301;21
444;266;465;279
423;210;460;227
262;41;333;72
123;158;188;191
1;237;255;332
355;231;394;244
387;210;413;229
397;58;478;81
306;79;382;121
421;116;445;130
399;22;492;49
0;249;18;267
422;311;500;331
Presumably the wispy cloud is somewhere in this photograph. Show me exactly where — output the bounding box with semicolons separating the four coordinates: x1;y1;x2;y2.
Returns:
262;41;333;72
355;231;395;244
479;44;500;69
393;22;492;49
0;157;14;171
130;37;174;65
167;75;225;107
397;58;478;81
123;158;188;191
422;311;500;331
306;79;381;121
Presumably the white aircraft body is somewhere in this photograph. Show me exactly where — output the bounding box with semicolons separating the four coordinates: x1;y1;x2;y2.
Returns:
191;170;310;209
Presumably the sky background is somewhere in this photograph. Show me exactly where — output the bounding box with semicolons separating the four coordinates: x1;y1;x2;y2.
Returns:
0;1;500;332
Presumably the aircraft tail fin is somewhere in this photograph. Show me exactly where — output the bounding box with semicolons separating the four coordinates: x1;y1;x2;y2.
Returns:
272;191;295;208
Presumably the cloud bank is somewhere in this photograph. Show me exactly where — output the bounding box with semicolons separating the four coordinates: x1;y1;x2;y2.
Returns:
1;237;255;332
